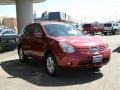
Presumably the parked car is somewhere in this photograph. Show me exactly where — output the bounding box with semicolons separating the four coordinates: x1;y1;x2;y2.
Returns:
17;21;111;76
0;25;11;30
103;22;120;35
82;23;103;35
48;12;67;21
0;29;17;42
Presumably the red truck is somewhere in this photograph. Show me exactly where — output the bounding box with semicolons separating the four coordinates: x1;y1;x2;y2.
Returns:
82;23;103;35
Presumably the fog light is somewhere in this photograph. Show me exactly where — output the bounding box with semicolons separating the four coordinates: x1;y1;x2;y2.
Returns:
67;62;72;66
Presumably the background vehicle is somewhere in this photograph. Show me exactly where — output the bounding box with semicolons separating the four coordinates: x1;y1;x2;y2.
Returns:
103;22;120;35
0;29;3;33
0;25;11;30
82;23;102;35
48;12;66;21
0;29;17;43
17;21;111;76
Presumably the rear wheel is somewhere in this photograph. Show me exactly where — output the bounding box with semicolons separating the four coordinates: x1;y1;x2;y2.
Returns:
18;48;28;63
45;53;60;77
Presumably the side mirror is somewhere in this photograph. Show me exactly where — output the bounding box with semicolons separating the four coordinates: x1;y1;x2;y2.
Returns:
33;33;42;38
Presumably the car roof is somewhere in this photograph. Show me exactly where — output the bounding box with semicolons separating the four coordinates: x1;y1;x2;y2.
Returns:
1;29;15;32
0;25;10;29
35;21;67;25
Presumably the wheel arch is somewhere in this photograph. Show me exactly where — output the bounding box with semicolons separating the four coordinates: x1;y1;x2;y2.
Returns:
44;49;54;61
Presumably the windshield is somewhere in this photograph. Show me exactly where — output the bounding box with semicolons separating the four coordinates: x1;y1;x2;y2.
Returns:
104;23;112;27
83;24;92;28
3;30;16;34
44;23;84;37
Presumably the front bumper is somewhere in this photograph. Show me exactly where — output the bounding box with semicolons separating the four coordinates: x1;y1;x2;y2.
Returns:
57;49;111;68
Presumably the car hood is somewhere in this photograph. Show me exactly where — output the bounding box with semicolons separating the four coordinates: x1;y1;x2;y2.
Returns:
52;36;105;47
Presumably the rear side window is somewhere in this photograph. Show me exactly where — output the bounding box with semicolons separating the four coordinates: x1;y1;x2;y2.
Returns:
23;23;43;36
24;25;33;36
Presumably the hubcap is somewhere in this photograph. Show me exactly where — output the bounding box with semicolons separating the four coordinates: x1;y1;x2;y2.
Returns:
47;56;55;74
19;48;23;60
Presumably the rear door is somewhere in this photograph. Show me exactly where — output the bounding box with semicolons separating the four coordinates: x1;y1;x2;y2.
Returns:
21;24;33;54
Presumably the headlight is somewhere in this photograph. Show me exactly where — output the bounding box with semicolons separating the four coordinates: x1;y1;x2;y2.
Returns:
59;42;76;53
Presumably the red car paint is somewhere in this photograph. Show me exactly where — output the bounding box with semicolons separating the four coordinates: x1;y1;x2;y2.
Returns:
18;21;111;69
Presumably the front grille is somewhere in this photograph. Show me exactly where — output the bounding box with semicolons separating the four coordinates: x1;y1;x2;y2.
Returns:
78;48;91;54
78;45;107;54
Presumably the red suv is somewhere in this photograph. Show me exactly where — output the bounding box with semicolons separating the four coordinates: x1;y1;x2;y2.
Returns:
17;21;111;76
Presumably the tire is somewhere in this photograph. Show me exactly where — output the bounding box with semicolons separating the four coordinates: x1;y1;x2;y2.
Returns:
92;31;95;35
112;30;117;35
45;53;60;77
103;32;107;35
91;66;101;71
18;48;28;63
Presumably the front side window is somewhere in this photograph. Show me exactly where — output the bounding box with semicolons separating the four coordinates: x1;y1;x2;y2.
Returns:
33;24;42;34
44;23;84;37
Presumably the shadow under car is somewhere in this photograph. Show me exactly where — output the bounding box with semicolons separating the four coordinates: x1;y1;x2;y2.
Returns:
1;59;103;87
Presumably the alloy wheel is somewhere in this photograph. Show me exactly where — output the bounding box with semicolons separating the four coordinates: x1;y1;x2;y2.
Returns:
46;56;55;74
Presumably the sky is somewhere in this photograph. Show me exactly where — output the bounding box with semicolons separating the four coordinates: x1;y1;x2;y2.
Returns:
0;0;120;23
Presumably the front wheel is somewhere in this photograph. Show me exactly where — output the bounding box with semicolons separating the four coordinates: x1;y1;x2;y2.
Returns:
103;32;107;35
91;66;102;71
45;53;60;77
112;30;117;35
